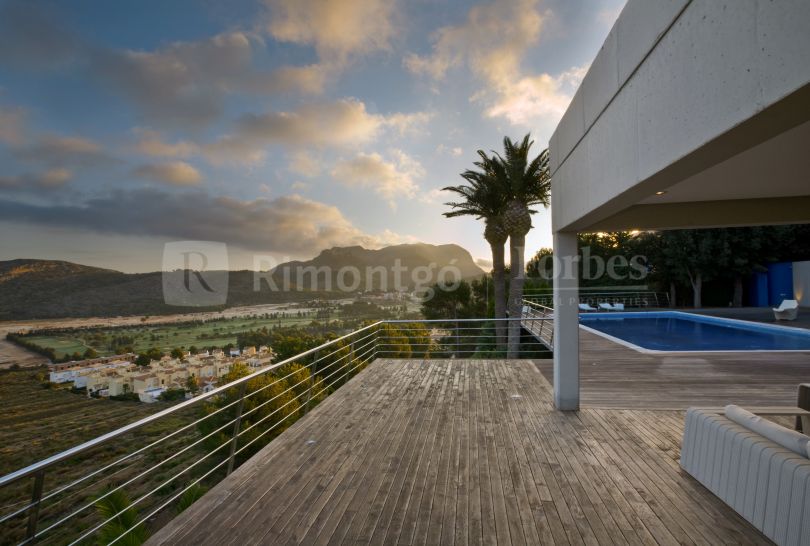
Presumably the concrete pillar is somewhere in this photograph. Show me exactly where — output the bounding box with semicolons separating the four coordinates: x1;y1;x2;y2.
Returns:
553;231;579;410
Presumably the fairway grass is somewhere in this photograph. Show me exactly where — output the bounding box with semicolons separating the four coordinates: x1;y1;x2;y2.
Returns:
22;315;318;359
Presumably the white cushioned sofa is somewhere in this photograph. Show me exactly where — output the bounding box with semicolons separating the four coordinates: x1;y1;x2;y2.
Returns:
680;406;810;546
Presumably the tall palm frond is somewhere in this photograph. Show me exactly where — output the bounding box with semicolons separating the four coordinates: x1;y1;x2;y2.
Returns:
496;134;551;358
441;149;510;351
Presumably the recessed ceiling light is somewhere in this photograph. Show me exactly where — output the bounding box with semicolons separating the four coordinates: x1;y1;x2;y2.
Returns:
655;191;667;196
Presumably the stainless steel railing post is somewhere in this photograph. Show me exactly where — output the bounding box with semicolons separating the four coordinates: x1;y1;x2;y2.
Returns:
25;470;45;541
303;351;318;415
226;382;248;476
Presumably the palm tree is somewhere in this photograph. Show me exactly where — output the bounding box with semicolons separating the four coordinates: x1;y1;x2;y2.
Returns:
95;489;149;545
443;151;510;350
498;135;550;358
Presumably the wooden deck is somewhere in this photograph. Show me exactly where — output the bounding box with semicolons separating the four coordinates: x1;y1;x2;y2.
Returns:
535;329;810;409
149;358;773;546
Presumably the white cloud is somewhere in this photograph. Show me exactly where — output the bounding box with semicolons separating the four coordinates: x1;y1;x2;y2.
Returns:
375;229;420;246
0;103;116;171
405;0;584;126
235;99;383;146
93;31;328;129
133;161;202;186
132;128;198;158
0;168;71;192
0;105;26;146
0;7;329;132
0;188;411;254
404;0;546;81
205;99;429;164
287;151;321;177
260;64;329;94
435;144;464;158
37;168;71;188
34;135;99;154
264;0;396;64
203;135;267;166
383;111;434;135
484;65;587;125
420;187;451;205
598;5;625;26
331;150;423;209
15;134;115;168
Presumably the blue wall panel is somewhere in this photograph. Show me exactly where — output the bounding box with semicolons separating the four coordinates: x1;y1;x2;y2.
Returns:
746;271;769;307
767;262;794;306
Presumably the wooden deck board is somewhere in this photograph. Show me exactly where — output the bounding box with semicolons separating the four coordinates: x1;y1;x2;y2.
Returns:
534;328;810;409
148;358;775;546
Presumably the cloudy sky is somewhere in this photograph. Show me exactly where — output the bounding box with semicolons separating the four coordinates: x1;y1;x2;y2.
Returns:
0;0;624;272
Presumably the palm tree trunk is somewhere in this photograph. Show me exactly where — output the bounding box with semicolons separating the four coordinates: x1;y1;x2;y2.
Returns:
507;234;526;358
489;240;507;352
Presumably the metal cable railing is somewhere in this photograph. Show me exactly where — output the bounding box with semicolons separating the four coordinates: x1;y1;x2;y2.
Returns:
521;300;554;349
0;317;552;545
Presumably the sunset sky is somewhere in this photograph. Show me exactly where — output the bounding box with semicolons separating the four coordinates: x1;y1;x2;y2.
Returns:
0;0;624;272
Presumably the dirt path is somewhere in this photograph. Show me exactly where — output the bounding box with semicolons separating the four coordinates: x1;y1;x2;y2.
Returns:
0;339;48;369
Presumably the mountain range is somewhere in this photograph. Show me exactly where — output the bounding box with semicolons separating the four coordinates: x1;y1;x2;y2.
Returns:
0;243;484;320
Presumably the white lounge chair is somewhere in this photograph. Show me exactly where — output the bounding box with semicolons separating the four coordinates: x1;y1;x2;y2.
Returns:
680;405;810;545
578;303;597;312
598;303;613;312
773;299;799;321
612;303;625;311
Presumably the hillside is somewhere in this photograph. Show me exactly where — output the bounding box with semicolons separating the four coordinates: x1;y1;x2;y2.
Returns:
0;244;483;320
271;243;483;291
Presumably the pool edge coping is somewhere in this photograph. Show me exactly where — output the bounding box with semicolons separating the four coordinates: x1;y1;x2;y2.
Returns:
578;310;810;354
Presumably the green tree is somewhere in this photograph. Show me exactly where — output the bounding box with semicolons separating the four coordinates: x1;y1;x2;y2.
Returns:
135;353;151;366
170;347;185;359
498;135;550;357
146;347;163;361
186;375;199;395
83;347;98;359
176;484;208;515
443;151;510;350
724;227;774;307
376;324;413;358
94;489;148;546
158;388;187;402
526;247;554;280
421;281;490;357
660;230;729;308
198;363;302;468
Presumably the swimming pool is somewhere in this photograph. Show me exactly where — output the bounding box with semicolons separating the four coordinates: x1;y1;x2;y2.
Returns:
579;311;810;352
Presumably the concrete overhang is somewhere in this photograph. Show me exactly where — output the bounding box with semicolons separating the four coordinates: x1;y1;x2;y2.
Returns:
550;0;810;234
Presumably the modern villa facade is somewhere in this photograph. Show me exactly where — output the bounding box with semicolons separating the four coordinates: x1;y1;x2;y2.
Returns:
550;0;810;410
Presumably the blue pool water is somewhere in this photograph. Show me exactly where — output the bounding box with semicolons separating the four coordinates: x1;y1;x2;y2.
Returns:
579;311;810;351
